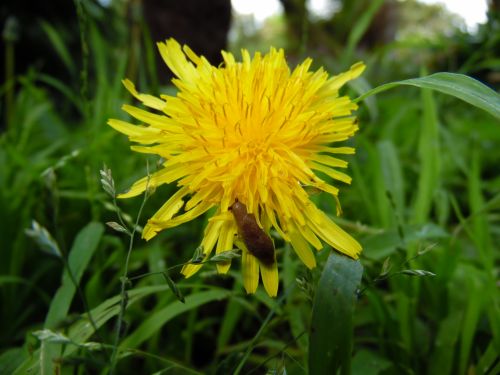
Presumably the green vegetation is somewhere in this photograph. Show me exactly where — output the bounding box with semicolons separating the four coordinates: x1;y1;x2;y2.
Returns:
1;0;499;374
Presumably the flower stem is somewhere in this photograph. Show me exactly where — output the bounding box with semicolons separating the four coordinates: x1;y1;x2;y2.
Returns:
109;178;150;374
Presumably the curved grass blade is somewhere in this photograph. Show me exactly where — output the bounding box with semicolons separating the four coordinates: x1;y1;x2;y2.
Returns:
309;252;363;375
45;222;104;328
355;72;500;119
120;289;230;349
13;286;228;374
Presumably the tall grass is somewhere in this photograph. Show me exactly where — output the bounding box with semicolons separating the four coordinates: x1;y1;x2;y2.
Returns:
0;2;499;374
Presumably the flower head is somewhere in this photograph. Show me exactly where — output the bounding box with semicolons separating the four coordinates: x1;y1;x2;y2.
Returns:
109;39;364;297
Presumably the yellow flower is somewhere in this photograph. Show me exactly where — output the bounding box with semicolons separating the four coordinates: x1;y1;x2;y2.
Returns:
109;39;364;297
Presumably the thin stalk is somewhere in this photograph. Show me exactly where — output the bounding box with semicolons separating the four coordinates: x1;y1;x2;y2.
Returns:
112;195;129;232
127;258;218;282
46;168;104;351
61;256;103;347
246;331;307;375
109;179;150;374
73;0;90;120
233;288;291;375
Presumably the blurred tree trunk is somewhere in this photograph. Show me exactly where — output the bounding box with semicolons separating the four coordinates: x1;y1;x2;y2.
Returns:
142;0;231;84
279;0;308;54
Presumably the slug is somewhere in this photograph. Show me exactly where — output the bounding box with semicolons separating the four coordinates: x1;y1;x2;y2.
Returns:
230;201;275;265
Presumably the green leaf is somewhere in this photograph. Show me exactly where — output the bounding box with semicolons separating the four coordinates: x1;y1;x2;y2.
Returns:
458;268;485;375
380;257;391;277
428;310;463;375
216;282;246;353
342;0;384;66
13;286;227;374
208;249;241;263
150;362;203;375
162;272;185;303
351;350;392;375
309;252;363;375
413;86;441;226
45;222;104;328
40;222;104;375
377;140;405;225
40;21;75;74
355;73;500;119
0;348;27;375
476;341;500;375
361;223;448;260
121;289;230;349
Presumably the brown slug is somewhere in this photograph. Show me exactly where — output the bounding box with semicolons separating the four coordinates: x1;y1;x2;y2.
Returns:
230;201;275;265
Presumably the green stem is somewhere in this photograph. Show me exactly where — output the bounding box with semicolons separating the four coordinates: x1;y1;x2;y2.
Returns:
109;182;150;374
49;168;104;352
246;331;307;375
73;0;89;120
61;256;103;349
233;289;291;375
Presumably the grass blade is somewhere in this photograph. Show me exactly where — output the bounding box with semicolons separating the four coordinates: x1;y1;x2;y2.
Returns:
309;252;363;375
40;222;104;375
413;86;440;225
45;222;104;328
355;73;500;119
40;21;75;74
342;0;384;66
121;290;230;349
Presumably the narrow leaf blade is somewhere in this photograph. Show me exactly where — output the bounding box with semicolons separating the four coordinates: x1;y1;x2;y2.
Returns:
355;72;500;119
309;252;363;375
45;222;104;328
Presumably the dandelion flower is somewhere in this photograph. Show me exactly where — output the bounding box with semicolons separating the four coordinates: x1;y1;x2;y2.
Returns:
108;39;364;297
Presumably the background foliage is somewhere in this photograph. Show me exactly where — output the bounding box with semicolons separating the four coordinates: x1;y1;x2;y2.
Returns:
1;0;499;374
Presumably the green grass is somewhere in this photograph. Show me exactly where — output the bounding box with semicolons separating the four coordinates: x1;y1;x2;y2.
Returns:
1;3;499;375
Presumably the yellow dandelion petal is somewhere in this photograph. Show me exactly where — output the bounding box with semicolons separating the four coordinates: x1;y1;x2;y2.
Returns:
306;205;361;259
109;39;364;297
117;167;187;199
215;219;237;274
107;119;161;144
185;184;221;211
324;62;366;92
310;162;352;184
300;231;323;253
318;146;356;154
141;187;188;240
311;154;349;169
182;44;202;65
130;145;175;157
122;79;166;110
150;199;214;230
182;217;224;277
157;38;200;83
241;246;260;295
288;224;317;269
263;202;289;241
260;261;279;298
122;105;182;132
